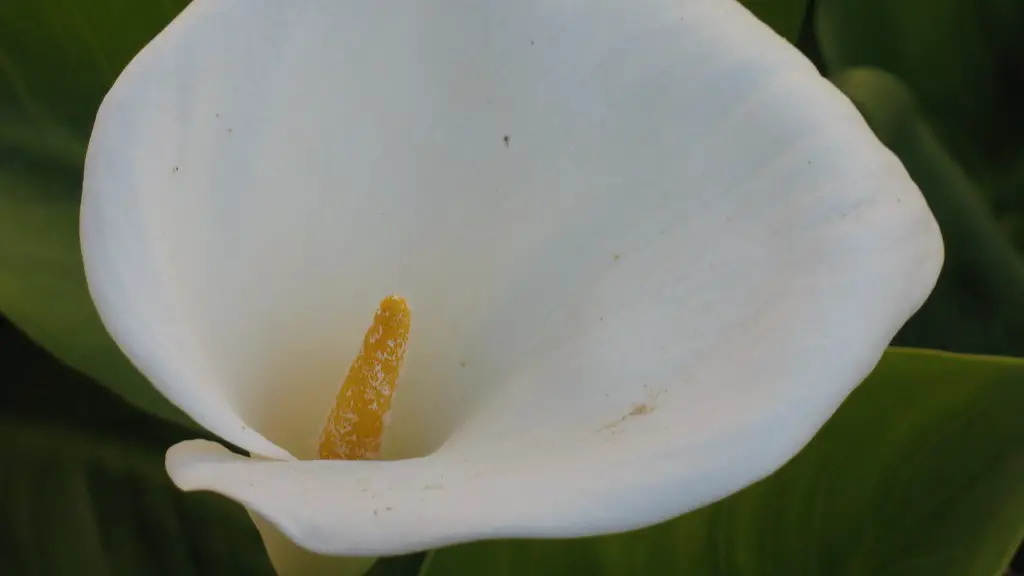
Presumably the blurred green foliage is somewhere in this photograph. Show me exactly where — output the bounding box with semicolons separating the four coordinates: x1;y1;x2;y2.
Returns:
817;0;1024;357
0;0;1021;575
0;317;274;575
0;0;195;427
834;68;1024;357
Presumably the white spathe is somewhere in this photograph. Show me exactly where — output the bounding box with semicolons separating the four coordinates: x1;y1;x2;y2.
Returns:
80;0;943;574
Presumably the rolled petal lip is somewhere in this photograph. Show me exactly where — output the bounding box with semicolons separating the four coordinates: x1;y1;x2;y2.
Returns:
82;0;943;561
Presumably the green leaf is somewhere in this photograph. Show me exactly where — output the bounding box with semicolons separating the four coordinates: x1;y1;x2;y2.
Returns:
0;316;274;575
0;1;195;426
831;67;1024;357
815;0;1024;183
813;0;1024;334
367;553;430;576
0;419;276;576
0;0;190;134
739;0;811;42
423;348;1024;575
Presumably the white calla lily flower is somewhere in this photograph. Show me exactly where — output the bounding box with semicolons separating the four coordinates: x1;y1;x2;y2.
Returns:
80;0;943;574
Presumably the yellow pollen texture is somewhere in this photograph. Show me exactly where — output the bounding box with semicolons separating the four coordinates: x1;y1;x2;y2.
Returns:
318;295;410;460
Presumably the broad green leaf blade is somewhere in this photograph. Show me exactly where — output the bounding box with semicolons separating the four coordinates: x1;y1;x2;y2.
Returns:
739;0;811;42
0;316;273;575
832;68;1024;357
423;348;1024;576
0;1;194;426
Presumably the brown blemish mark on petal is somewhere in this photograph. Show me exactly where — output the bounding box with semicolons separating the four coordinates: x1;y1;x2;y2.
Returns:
628;403;653;417
599;390;666;435
424;483;443;491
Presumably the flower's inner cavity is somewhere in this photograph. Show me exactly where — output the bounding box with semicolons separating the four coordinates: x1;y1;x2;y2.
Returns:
317;295;410;460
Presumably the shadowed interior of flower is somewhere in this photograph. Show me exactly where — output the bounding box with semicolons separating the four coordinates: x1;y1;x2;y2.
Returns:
318;295;410;461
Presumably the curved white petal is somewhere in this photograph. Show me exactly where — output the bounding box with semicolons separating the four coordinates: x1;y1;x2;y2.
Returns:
248;511;376;576
83;0;942;562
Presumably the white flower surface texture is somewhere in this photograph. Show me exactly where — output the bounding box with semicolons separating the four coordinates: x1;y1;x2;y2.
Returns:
80;0;944;574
